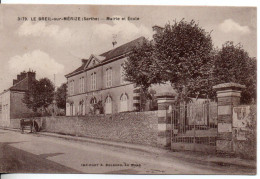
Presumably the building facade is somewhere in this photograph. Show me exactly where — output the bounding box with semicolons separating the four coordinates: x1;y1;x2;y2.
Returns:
65;37;145;116
65;37;175;116
0;71;36;126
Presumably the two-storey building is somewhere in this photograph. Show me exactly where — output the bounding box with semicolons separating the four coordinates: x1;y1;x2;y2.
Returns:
0;71;36;126
65;36;175;116
65;37;146;115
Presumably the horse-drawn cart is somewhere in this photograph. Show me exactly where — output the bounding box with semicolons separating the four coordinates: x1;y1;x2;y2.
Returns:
20;119;39;133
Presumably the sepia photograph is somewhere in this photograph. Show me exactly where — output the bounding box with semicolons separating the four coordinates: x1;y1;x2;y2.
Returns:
0;3;257;175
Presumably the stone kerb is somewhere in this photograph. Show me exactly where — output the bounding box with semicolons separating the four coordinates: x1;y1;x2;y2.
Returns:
213;82;245;153
156;92;175;148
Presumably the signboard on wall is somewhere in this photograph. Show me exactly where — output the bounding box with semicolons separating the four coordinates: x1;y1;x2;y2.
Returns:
233;106;250;128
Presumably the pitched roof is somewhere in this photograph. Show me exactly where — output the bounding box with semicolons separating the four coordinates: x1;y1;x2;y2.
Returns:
65;59;88;77
100;36;145;61
65;37;145;78
9;77;29;91
1;77;29;95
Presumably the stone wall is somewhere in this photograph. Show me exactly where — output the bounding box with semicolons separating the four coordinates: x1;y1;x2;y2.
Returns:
232;105;256;159
10;111;158;147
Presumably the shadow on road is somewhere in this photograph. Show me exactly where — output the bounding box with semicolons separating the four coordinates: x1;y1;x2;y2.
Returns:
0;142;82;173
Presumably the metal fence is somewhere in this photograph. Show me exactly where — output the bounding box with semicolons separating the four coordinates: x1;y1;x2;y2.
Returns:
171;101;218;153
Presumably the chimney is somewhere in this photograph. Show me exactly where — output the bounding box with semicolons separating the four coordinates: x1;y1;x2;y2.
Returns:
17;74;21;81
13;79;18;85
81;59;88;65
20;71;27;81
27;71;36;81
152;25;164;34
27;70;36;91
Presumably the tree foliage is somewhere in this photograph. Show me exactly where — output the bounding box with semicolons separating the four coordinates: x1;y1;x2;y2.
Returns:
154;19;213;101
124;39;164;111
123;39;162;91
55;83;67;109
125;19;214;103
23;78;55;114
212;42;256;104
124;19;256;105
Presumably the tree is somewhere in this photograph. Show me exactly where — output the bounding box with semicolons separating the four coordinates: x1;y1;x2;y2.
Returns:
212;42;256;104
55;83;67;109
23;78;55;115
153;19;213;102
125;19;214;104
124;39;163;90
124;38;163;111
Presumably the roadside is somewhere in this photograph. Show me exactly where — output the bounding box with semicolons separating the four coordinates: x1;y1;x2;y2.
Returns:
0;126;256;172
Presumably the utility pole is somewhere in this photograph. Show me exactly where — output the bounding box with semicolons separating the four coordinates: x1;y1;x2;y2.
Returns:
54;74;56;90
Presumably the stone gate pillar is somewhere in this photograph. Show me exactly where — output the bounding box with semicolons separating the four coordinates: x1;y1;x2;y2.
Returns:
213;82;245;153
156;92;176;148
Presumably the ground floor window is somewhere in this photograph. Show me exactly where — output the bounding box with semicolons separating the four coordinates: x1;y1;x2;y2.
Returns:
90;97;97;105
66;103;70;116
90;97;97;114
70;103;75;116
78;100;85;115
105;96;112;114
120;93;128;112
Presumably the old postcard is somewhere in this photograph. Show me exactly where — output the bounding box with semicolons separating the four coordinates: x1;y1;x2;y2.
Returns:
0;4;257;175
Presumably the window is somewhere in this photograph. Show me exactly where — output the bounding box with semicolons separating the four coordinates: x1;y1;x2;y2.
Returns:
90;97;97;104
66;103;75;116
90;97;97;114
120;93;128;112
79;77;85;93
91;72;97;90
66;103;70;116
106;68;112;87
120;64;126;84
78;100;85;115
105;95;112;114
70;80;74;95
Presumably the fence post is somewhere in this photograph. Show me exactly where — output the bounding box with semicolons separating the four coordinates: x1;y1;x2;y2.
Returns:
213;82;245;154
156;92;176;148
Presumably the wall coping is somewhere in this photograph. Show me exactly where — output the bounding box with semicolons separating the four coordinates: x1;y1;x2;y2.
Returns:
11;110;159;120
156;92;176;98
213;82;246;91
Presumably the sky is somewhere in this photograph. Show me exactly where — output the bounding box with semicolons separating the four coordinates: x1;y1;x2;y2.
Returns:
0;5;257;92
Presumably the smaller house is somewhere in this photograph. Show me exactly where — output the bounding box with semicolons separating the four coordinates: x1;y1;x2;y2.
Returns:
0;71;36;127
